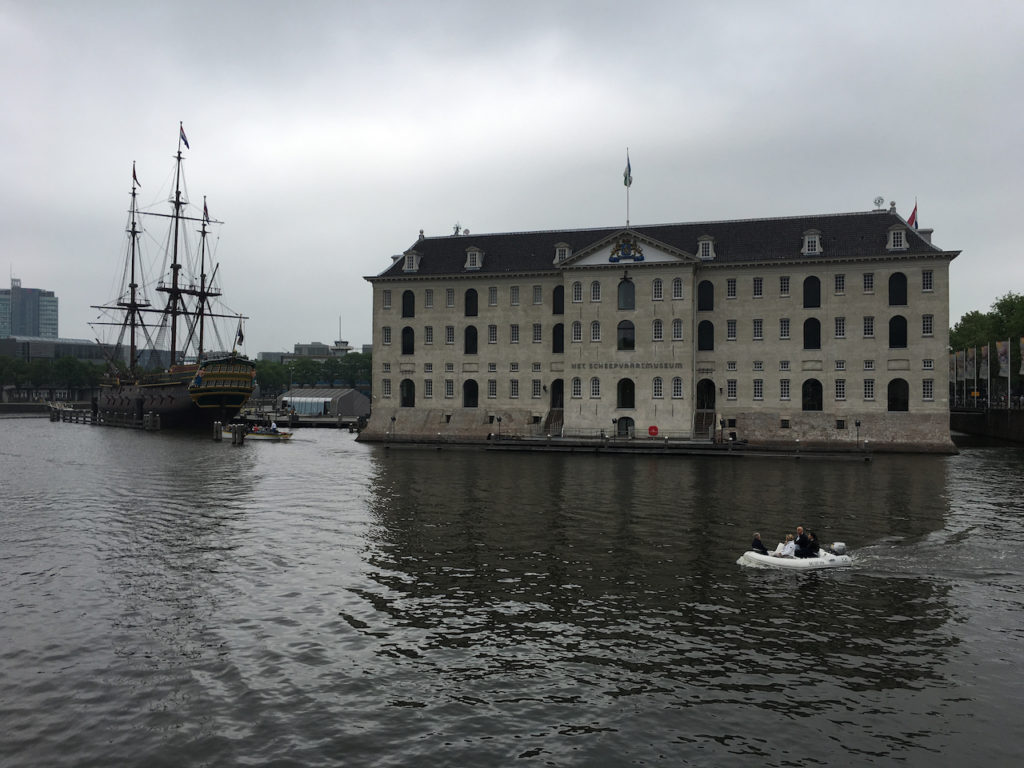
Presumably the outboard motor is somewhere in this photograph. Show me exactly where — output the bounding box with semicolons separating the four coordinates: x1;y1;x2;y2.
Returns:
829;542;847;555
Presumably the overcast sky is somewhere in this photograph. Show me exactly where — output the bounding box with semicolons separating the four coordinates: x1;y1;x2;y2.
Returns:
2;0;1021;354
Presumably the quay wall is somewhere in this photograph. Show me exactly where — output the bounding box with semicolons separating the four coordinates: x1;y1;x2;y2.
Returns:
950;409;1024;443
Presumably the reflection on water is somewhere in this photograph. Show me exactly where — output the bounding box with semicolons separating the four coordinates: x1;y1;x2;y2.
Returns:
1;422;1022;767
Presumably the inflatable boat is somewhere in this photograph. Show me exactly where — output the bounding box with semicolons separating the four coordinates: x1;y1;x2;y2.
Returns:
737;543;852;570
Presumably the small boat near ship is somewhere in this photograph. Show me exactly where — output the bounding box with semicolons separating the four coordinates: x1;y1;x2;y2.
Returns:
737;543;852;570
91;124;255;429
223;425;293;441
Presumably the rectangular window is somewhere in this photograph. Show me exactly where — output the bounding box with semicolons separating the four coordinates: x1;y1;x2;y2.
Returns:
488;286;498;306
532;323;542;343
727;278;737;298
445;362;454;372
488;362;497;372
863;316;875;338
893;230;904;249
424;289;434;308
510;324;520;344
780;318;790;340
532;379;542;398
382;362;391;373
424;363;433;373
488;324;497;344
424;326;434;345
780;276;790;296
835;359;846;371
445;379;454;399
727;319;737;340
382;290;392;310
446;288;455;308
923;379;934;401
753;379;764;400
780;379;790;400
753;277;763;298
864;379;875;400
382;378;391;398
779;360;790;371
424;379;433;398
753;360;764;371
863;273;874;293
922;269;934;291
864;359;875;371
834;274;845;294
727;379;737;400
753;318;763;340
510;379;519;398
727;360;737;371
532;362;541;372
835;379;846;401
532;285;543;305
923;358;934;370
510;362;519;372
382;326;392;345
510;286;520;306
922;314;934;336
445;326;455;345
487;379;497;399
835;316;846;339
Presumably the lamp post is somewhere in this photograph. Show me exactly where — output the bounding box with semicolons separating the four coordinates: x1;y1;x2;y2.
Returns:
496;416;502;440
390;415;396;442
720;418;726;444
855;419;861;445
611;418;618;439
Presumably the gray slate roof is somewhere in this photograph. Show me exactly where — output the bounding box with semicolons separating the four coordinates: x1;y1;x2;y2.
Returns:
373;210;949;280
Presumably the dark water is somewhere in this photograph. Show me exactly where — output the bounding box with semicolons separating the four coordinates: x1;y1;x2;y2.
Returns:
1;420;1022;766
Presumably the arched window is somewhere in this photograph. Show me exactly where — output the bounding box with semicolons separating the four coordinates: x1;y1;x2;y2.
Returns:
464;325;477;355
802;379;823;411
552;285;564;315
552;323;564;354
462;380;478;408
888;378;909;411
672;277;684;300
889;315;907;348
889;273;908;306
652;376;663;398
698;320;714;351
803;276;821;308
672;377;684;399
618;278;635;310
590;377;601;398
803;318;821;350
571;321;582;343
572;281;583;303
571;377;582;398
591;281;602;302
617;320;635;350
400;378;415;407
401;290;415;318
591;321;601;342
617;378;635;409
652;319;663;342
697;280;714;311
672;318;684;341
464;288;478;317
652;278;663;301
401;326;414;355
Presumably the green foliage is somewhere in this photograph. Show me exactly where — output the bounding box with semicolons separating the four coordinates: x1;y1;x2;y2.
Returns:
0;355;104;390
252;352;372;395
950;292;1024;397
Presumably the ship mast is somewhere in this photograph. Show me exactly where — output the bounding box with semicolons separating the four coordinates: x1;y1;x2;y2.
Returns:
155;121;189;367
117;163;149;372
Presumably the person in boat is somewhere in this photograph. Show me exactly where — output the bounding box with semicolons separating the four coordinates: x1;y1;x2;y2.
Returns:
794;526;811;557
772;533;796;557
270;421;278;432
750;533;769;555
795;529;821;558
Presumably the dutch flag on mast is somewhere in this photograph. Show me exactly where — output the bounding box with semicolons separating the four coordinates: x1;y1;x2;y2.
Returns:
907;199;918;229
179;122;190;149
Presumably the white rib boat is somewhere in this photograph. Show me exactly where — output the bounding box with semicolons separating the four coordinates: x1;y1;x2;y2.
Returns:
737;544;852;570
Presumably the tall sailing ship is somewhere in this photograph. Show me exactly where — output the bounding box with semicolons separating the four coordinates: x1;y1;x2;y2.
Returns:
91;123;255;429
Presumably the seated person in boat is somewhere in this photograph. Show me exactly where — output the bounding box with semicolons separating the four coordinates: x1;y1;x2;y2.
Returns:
750;532;769;555
795;529;820;558
772;533;796;557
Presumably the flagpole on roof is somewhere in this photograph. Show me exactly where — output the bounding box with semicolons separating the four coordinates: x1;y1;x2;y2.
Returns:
623;149;632;227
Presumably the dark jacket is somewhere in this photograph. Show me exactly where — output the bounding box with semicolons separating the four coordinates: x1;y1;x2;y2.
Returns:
751;537;769;555
794;532;812;558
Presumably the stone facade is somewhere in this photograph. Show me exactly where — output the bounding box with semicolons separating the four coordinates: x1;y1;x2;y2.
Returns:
362;208;958;452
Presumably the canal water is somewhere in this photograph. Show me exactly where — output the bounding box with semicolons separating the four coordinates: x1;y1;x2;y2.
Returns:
1;419;1022;766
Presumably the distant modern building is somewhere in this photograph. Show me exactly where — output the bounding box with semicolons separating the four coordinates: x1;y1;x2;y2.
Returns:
258;339;361;364
277;387;370;420
0;278;59;338
0;335;108;364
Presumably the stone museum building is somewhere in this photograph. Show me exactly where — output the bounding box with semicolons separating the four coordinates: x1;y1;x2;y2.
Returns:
363;204;957;452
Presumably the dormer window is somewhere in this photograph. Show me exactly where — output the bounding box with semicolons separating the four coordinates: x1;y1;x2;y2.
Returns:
887;227;909;251
801;230;822;256
402;251;421;272
465;248;484;270
553;242;571;264
697;236;716;261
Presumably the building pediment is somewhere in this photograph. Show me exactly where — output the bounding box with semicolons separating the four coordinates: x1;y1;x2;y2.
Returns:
563;229;698;268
